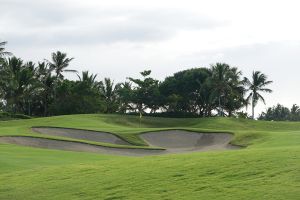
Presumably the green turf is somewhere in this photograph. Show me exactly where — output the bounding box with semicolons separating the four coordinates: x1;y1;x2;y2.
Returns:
0;114;299;199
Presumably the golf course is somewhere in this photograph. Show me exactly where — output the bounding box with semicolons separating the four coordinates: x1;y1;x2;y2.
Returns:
2;0;300;199
0;114;299;199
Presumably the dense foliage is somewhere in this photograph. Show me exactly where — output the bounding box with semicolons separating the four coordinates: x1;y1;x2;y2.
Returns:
259;104;300;121
0;41;274;118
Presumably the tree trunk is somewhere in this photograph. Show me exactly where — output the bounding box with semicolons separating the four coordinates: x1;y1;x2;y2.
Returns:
228;110;232;117
218;96;221;116
44;103;47;117
44;95;48;116
252;98;255;119
28;101;31;116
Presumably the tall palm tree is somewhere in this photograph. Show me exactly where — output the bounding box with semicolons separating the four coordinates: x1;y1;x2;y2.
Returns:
36;62;55;116
46;51;76;80
244;71;273;119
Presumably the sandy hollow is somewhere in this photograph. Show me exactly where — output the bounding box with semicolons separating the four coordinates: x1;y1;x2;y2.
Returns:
0;128;240;156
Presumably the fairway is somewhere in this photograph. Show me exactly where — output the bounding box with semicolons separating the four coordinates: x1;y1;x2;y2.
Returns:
0;114;300;199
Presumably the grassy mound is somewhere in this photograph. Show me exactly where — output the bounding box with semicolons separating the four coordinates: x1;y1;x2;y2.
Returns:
0;114;299;199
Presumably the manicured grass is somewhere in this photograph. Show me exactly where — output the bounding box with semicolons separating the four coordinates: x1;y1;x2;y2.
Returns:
0;114;300;199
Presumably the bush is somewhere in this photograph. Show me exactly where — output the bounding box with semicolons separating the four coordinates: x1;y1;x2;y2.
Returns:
0;112;31;120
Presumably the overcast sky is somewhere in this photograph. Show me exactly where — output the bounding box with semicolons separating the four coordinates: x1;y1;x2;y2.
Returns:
1;0;300;115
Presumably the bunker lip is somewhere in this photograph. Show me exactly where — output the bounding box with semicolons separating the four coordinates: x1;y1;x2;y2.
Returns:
0;129;240;156
0;136;164;156
32;126;133;146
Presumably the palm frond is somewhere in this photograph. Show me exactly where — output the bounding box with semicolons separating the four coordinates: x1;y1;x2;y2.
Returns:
64;69;78;73
257;92;266;105
259;88;272;93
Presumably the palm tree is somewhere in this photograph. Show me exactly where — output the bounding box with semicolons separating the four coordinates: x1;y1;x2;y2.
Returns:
0;41;12;59
223;67;248;116
46;51;76;80
36;62;55;116
0;57;24;112
210;63;235;116
244;71;273;119
77;71;99;89
291;104;299;115
290;104;300;121
116;81;133;113
99;78;119;113
0;57;36;113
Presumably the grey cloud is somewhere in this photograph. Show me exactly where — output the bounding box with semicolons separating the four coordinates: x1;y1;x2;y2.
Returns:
0;0;76;26
0;1;225;46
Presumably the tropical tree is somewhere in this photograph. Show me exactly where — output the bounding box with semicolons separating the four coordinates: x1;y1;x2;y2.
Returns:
222;67;247;116
35;62;56;116
244;71;273;119
49;79;104;115
0;41;12;61
210;63;240;116
259;104;300;121
22;61;39;115
128;70;160;114
259;104;290;121
159;68;213;116
290;104;300;121
46;51;76;79
77;71;100;89
99;78;119;113
0;57;37;113
116;81;133;113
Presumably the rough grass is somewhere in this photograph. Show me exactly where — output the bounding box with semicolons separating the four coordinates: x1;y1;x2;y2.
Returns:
0;114;300;199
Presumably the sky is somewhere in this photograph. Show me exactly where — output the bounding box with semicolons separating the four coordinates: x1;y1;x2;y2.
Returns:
1;0;300;116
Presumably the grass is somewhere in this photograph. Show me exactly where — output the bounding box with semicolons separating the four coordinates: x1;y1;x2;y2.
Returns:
0;114;300;199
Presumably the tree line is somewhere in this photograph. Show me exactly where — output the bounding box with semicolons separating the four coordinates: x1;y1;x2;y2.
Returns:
259;104;300;121
0;41;273;118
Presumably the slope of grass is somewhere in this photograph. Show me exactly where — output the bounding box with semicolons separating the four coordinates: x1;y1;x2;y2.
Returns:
0;114;300;199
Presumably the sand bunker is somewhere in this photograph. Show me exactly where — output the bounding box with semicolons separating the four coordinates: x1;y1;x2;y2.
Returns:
140;130;238;153
0;129;239;156
32;127;131;145
0;136;163;156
